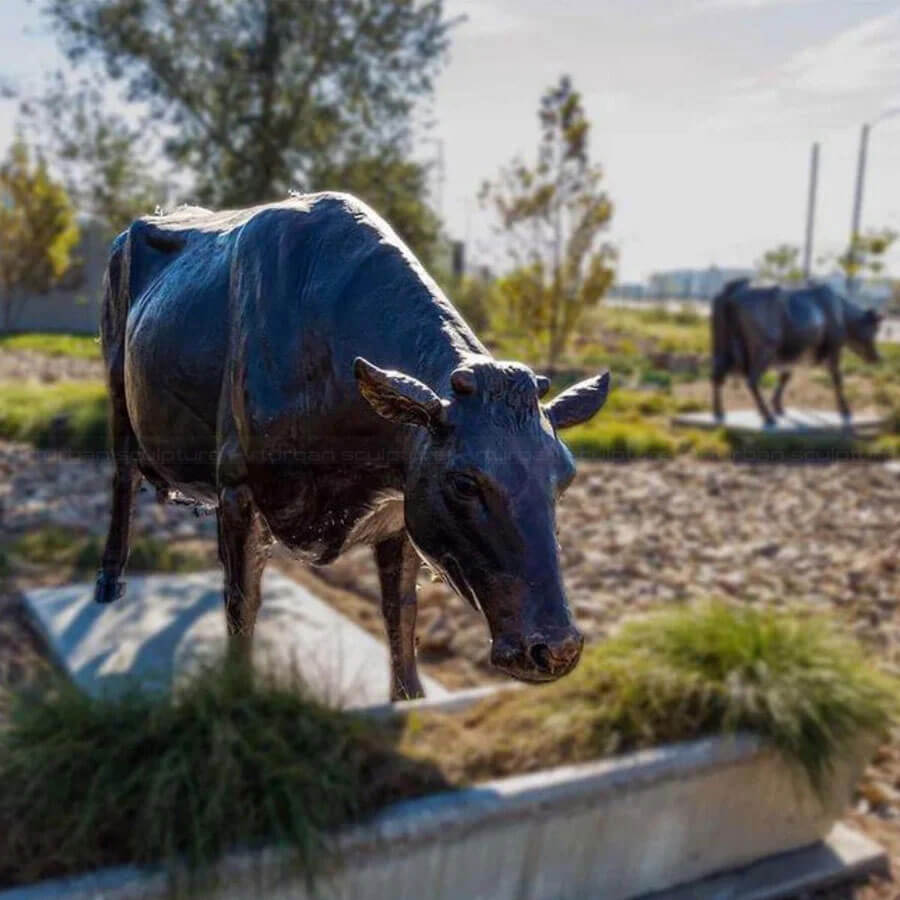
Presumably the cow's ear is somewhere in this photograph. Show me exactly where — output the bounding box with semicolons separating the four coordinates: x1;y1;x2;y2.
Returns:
545;371;611;430
354;357;448;431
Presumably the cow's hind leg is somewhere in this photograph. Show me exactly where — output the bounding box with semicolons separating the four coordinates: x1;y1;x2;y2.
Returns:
744;348;776;427
95;374;141;604
771;370;791;418
374;533;424;701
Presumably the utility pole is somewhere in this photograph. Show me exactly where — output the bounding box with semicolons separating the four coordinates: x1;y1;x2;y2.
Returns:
802;141;819;282
847;108;900;296
847;123;869;296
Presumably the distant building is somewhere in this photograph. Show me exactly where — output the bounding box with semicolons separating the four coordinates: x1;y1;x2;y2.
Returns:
610;266;893;308
6;219;111;335
645;267;755;301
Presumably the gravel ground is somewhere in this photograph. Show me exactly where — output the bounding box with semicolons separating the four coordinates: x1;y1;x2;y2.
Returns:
1;440;898;895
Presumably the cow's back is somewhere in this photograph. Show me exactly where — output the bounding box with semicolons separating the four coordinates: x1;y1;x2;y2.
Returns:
116;194;479;506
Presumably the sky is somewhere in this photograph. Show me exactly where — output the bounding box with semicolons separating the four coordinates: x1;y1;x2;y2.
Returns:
1;0;899;282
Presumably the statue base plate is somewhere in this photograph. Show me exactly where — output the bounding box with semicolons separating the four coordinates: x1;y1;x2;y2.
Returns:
672;407;886;436
23;570;447;705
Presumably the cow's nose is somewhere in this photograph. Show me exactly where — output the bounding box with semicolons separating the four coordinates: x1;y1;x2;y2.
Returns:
527;628;583;676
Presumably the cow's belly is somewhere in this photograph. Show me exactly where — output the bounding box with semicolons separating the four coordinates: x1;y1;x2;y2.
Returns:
124;278;228;500
247;457;404;564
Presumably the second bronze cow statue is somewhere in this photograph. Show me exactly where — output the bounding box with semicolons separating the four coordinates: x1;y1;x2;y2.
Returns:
711;278;881;426
96;193;610;700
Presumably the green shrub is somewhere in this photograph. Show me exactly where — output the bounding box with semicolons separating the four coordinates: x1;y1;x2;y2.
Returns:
677;428;731;459
563;418;677;458
638;368;672;389
0;381;108;453
863;434;900;458
403;602;897;788
0;333;101;360
0;662;444;889
4;526;210;575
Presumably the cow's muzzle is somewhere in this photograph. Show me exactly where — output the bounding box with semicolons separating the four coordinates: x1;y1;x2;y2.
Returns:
490;627;584;682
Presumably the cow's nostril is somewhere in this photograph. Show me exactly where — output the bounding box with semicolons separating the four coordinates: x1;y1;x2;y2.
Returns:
529;643;551;671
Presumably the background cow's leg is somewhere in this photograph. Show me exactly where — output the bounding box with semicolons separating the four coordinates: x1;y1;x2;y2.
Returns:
746;367;776;426
711;359;728;422
95;362;141;604
744;345;776;426
374;533;424;701
828;353;851;422
771;370;791;418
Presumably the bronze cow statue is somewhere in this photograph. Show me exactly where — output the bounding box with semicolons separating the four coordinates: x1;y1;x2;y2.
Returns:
96;193;610;700
711;279;881;426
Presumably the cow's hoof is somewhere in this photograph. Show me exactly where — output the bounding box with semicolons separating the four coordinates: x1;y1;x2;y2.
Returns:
94;572;125;604
763;419;776;429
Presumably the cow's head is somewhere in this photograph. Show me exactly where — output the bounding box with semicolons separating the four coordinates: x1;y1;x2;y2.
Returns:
354;355;609;683
847;308;881;364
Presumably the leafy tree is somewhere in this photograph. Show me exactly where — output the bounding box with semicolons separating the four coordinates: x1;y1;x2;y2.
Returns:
480;76;615;369
310;153;443;271
0;140;80;332
755;244;804;284
39;0;453;210
835;228;898;284
21;73;166;237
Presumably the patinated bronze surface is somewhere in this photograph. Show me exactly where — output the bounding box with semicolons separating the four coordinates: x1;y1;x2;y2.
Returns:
711;279;881;426
95;193;610;700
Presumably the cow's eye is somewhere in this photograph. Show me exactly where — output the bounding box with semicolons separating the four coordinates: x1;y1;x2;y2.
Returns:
447;472;481;501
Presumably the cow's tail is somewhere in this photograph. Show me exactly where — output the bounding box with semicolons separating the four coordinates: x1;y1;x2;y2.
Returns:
99;230;130;376
711;278;750;380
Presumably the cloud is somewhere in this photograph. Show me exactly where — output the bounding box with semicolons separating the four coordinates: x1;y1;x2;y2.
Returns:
783;11;900;94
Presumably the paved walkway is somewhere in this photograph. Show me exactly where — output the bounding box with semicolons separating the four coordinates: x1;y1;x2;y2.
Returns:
23;570;446;706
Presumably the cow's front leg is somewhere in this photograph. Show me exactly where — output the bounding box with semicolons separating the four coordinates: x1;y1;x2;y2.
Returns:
216;482;272;661
711;362;727;423
771;370;791;418
828;356;851;422
374;533;425;701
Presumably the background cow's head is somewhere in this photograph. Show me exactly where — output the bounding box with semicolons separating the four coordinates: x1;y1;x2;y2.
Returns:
354;355;609;683
846;307;881;364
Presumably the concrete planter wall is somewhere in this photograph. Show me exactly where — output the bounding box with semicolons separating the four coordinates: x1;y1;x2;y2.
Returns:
1;690;885;900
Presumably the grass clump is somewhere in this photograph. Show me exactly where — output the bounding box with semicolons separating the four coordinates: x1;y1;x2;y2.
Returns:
3;526;211;575
0;663;445;889
401;603;897;789
0;380;108;453
0;332;102;360
563;418;677;458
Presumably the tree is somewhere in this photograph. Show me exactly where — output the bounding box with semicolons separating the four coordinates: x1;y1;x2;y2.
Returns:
0;140;80;332
480;76;615;369
755;244;803;284
39;0;453;209
310;153;443;271
22;73;166;237
834;228;898;285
